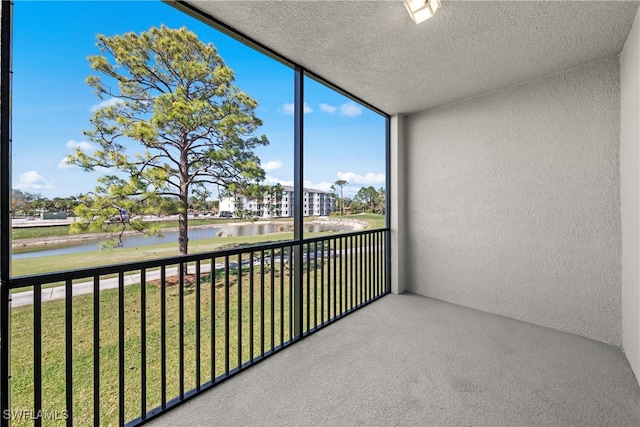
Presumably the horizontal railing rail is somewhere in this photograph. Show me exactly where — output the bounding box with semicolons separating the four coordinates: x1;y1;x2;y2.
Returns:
7;228;389;426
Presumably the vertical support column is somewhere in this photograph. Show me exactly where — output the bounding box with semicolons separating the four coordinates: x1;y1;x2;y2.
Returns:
620;7;640;384
385;115;392;294
293;66;304;339
0;2;12;424
390;114;405;295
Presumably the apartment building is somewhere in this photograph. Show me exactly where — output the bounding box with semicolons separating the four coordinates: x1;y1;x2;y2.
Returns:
219;186;334;218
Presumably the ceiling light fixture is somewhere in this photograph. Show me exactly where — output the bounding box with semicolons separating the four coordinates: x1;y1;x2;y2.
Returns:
404;0;441;24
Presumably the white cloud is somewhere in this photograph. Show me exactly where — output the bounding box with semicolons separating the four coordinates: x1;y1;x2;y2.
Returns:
319;102;362;117
16;170;55;191
263;175;292;187
281;103;295;115
262;160;283;172
304;180;333;193
336;171;385;185
339;102;362;117
58;156;73;170
60;140;96;170
90;97;123;112
319;103;337;114
66;140;95;152
262;176;332;193
281;102;312;115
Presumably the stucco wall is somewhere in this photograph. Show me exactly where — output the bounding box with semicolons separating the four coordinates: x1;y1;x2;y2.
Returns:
621;7;640;381
405;57;622;345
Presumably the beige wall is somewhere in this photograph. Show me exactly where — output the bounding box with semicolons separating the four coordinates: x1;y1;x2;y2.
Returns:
621;7;640;382
404;57;622;345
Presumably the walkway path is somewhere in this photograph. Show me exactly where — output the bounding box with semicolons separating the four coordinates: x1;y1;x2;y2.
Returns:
10;248;353;308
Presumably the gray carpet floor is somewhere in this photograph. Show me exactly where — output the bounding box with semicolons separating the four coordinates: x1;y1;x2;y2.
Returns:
150;293;640;426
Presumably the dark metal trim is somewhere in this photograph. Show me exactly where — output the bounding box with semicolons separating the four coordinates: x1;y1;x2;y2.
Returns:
293;66;304;339
0;1;12;423
33;284;41;427
385;116;392;293
93;276;100;427
65;280;73;426
118;272;125;426
140;269;147;419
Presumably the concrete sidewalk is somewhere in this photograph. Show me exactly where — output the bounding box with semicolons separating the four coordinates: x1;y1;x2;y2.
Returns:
12;265;190;307
10;253;289;308
10;245;371;308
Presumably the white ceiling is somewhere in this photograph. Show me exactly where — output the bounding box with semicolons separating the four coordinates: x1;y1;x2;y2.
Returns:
183;1;639;115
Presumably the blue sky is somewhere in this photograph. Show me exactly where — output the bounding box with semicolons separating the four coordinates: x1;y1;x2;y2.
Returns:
12;1;386;200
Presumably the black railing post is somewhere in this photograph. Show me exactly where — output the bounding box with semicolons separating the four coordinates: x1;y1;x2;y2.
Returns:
293;66;304;339
0;2;12;425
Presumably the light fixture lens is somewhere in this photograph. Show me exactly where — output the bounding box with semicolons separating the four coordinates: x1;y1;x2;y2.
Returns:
404;0;425;13
405;0;441;24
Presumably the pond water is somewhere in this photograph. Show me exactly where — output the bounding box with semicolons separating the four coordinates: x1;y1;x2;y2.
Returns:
13;222;347;260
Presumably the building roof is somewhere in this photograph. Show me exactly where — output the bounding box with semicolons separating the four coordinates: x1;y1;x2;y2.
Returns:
281;185;330;194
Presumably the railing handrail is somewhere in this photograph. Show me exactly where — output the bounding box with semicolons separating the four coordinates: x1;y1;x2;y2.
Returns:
9;228;389;289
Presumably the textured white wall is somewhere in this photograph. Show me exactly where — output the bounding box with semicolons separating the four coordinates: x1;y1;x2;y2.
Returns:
405;57;622;345
621;8;640;382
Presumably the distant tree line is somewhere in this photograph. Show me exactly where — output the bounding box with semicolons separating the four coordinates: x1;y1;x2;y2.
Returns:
11;189;221;218
333;186;386;215
356;186;386;214
11;190;81;217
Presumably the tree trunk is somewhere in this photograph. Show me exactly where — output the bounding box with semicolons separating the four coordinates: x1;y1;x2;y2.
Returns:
178;195;189;256
178;146;189;256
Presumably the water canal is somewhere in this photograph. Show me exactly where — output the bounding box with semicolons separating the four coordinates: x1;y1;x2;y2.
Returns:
13;222;350;259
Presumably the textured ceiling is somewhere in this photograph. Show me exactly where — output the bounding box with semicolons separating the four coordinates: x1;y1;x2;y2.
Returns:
183;1;639;115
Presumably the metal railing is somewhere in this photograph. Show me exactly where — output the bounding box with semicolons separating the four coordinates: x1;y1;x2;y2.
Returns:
5;229;389;426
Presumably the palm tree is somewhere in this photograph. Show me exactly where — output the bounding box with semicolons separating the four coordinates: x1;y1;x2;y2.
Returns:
272;183;284;217
334;179;348;216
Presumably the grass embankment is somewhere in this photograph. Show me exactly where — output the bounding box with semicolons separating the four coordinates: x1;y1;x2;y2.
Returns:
9;251;377;426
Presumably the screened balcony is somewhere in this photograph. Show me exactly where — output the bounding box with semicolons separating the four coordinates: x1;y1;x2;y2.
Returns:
2;1;640;426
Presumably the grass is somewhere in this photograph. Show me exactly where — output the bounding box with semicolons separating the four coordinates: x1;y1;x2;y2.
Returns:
9;249;386;426
346;212;386;229
11;226;71;240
